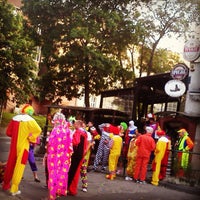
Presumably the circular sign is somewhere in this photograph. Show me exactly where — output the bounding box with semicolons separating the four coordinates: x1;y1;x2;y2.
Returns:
164;80;186;97
183;39;200;62
170;63;188;80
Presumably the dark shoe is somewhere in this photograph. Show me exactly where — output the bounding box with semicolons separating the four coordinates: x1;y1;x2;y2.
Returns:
35;178;41;182
134;179;140;183
92;166;98;171
101;167;106;172
139;181;146;184
42;185;48;189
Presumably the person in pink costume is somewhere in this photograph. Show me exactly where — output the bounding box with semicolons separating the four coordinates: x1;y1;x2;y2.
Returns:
47;112;73;200
2;104;41;196
151;130;171;186
133;126;156;184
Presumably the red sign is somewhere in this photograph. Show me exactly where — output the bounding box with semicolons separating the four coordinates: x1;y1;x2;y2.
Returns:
183;39;200;62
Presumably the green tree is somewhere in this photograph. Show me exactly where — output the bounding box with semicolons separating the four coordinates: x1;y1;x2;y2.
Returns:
130;0;198;75
22;0;148;107
152;49;182;73
0;0;37;116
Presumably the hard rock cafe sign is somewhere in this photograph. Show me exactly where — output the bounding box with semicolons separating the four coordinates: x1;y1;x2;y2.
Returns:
170;63;189;81
165;63;188;97
183;39;200;62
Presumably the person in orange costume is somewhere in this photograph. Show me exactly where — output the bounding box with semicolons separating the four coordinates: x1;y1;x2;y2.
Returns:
151;130;171;186
133;126;156;184
2;104;42;196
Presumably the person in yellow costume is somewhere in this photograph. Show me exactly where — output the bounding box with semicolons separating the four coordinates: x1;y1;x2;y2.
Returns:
151;130;171;186
3;104;42;196
106;122;127;180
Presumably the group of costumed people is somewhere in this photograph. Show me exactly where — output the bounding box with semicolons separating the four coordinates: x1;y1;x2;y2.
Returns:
44;112;98;199
123;113;194;186
1;106;195;199
1;105;92;200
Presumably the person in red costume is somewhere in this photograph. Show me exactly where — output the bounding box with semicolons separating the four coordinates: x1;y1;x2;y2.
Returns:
2;104;42;196
67;120;87;196
133;126;156;184
151;130;171;186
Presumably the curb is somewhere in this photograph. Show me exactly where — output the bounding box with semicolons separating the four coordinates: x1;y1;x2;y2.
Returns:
159;181;200;196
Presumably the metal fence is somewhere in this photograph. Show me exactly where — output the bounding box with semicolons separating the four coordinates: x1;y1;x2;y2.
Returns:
167;150;200;186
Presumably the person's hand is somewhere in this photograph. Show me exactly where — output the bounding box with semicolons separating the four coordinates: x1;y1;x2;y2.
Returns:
94;134;101;140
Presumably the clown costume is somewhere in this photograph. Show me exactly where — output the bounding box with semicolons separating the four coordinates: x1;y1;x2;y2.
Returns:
67;120;87;196
93;122;127;171
151;130;171;186
176;128;194;177
3;104;41;196
47;112;73;200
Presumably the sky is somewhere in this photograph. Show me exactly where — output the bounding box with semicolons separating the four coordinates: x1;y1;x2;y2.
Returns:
158;22;200;59
157;36;185;54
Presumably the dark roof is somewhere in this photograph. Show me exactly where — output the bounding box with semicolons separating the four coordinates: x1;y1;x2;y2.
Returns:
45;105;129;117
100;73;188;104
135;73;188;104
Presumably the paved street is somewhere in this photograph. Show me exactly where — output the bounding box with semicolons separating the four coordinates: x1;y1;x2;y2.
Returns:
0;136;200;200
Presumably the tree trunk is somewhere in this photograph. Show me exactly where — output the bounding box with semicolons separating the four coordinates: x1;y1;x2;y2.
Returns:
84;57;90;107
147;39;160;76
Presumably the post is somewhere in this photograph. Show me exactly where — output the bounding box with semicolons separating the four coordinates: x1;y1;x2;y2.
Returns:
183;39;200;171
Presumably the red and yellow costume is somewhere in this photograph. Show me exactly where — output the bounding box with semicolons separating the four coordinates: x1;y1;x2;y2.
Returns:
3;105;41;195
126;136;138;178
151;130;171;186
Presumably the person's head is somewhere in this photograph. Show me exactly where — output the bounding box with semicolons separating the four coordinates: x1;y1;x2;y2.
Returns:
68;115;76;124
74;120;83;129
120;122;128;133
52;112;66;126
145;126;154;134
156;129;166;137
177;128;188;138
87;121;94;127
129;120;135;126
21;104;34;116
146;113;155;124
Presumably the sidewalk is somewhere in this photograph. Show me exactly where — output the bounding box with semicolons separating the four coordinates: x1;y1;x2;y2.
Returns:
0;131;200;199
1;159;200;200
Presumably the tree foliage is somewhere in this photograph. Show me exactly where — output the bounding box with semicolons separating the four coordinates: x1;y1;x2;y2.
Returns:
130;0;199;75
22;0;140;106
21;0;199;107
0;0;37;107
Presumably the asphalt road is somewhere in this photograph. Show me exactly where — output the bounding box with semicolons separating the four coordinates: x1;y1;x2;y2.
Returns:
0;136;200;200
